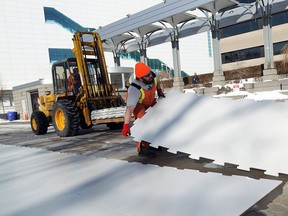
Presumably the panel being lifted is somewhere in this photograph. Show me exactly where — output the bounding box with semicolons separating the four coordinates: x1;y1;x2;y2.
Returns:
0;145;281;216
131;90;288;176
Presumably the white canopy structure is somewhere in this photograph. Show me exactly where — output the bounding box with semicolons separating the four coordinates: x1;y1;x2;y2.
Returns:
89;0;288;85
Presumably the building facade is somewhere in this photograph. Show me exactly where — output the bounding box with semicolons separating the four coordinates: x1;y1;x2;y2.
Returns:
0;0;164;91
220;9;288;71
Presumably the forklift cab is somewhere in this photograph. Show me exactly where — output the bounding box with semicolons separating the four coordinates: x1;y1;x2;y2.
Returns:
52;58;102;97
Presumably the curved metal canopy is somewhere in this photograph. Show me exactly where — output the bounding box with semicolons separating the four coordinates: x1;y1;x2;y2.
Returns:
101;12;198;53
93;0;287;54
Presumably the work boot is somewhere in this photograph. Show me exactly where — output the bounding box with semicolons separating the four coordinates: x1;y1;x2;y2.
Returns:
138;148;156;158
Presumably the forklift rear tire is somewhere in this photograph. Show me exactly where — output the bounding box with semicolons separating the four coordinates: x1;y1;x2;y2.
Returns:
52;100;80;137
31;111;49;135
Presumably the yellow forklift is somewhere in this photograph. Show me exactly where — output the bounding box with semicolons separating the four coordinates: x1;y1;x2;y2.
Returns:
31;31;126;137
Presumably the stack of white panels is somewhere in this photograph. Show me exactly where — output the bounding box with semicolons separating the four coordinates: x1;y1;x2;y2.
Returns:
91;106;126;120
131;90;288;176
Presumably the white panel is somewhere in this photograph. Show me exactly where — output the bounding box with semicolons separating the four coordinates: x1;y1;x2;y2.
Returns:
0;144;280;216
131;90;288;176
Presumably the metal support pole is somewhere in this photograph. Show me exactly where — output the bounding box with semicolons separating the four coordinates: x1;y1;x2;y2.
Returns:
171;38;181;78
262;0;274;69
211;14;225;86
136;37;148;64
260;0;278;80
121;73;125;90
170;31;184;89
211;15;222;72
112;51;121;67
139;48;147;64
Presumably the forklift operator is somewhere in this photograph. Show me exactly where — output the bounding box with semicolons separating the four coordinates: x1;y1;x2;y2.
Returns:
68;67;81;94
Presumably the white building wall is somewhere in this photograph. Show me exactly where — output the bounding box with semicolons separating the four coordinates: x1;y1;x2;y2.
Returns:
147;32;214;76
181;33;214;75
0;0;212;90
0;0;163;90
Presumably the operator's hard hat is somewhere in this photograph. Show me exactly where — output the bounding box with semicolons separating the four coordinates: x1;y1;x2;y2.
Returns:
135;62;151;78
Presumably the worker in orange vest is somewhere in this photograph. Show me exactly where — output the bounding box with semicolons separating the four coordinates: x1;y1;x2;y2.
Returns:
122;62;165;157
68;68;81;94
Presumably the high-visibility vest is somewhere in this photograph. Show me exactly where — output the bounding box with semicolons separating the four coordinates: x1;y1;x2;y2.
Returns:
130;77;157;106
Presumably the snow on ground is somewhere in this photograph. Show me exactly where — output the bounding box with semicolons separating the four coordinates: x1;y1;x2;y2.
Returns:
0;119;29;124
184;88;288;101
2;85;288;124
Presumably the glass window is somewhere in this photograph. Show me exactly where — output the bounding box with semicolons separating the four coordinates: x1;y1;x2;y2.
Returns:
252;47;261;58
272;11;287;27
207;31;212;57
222;46;263;63
221;19;260;38
3;97;12;106
48;48;74;63
110;73;123;89
221;11;287;39
53;65;67;93
274;41;288;55
238;0;256;3
124;73;131;84
43;7;95;33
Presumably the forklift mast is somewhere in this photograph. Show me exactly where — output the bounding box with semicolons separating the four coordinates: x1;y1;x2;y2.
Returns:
72;31;116;99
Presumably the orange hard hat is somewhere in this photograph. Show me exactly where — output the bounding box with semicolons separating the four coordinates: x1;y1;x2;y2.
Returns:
135;62;151;78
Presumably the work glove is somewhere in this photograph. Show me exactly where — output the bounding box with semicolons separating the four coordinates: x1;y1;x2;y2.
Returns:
157;89;165;98
122;123;131;136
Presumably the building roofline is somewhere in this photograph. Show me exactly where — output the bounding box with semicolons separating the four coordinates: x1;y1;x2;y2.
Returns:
12;79;52;91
